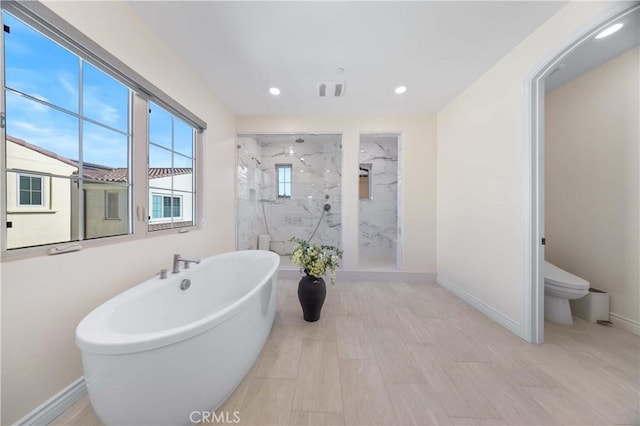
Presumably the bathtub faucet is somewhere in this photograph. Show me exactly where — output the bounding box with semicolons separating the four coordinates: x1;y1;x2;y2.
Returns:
172;254;201;273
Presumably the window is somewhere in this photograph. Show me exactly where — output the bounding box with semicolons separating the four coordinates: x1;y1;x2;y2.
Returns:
359;164;372;200
104;191;120;220
151;195;182;219
276;164;292;198
18;175;44;206
3;10;130;248
1;6;206;253
147;102;195;231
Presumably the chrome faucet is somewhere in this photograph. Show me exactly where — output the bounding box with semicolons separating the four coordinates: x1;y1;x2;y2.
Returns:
172;254;201;273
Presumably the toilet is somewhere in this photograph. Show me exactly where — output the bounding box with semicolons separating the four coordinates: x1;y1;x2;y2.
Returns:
544;261;589;325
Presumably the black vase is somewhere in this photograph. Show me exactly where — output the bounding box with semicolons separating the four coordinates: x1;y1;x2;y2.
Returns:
297;274;326;322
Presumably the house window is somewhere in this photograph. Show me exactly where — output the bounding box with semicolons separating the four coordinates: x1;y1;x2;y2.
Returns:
276;164;292;198
148;102;195;231
104;191;119;220
18;175;44;207
151;195;181;219
1;6;206;253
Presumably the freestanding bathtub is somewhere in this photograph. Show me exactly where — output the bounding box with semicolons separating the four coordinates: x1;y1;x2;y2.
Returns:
76;250;279;426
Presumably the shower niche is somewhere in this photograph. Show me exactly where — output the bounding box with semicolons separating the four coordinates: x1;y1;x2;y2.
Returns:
236;134;342;267
358;133;401;269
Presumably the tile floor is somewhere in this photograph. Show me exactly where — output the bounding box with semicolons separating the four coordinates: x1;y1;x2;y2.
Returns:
53;279;639;425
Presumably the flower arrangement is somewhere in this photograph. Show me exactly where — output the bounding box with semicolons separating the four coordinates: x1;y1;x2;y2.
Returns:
290;237;343;284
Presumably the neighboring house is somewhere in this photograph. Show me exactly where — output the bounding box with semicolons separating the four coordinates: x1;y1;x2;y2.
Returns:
5;135;193;248
147;168;193;231
5;136;77;249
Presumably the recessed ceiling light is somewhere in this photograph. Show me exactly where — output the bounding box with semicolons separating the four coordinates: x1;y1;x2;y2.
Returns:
269;87;280;95
595;23;623;39
395;86;407;94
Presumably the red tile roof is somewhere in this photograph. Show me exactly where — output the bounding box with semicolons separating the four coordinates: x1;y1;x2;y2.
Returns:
7;135;192;182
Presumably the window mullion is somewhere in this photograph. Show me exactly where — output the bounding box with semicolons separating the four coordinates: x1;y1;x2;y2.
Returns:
132;93;149;238
78;58;85;241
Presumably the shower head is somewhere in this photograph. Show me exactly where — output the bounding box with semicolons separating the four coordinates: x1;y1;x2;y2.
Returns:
295;137;305;144
251;157;262;165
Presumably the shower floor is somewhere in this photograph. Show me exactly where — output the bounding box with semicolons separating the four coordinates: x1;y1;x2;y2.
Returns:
358;254;398;271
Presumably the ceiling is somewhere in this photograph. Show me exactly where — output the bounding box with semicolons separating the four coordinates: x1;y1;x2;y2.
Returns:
253;133;341;146
127;1;566;116
546;7;640;91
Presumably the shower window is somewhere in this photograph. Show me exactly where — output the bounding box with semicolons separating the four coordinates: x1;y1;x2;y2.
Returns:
359;164;372;200
276;164;292;198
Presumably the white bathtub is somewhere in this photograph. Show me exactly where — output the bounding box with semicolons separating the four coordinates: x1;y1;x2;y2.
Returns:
76;250;279;426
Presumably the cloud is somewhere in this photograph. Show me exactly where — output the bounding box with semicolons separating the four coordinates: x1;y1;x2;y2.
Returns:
58;73;78;98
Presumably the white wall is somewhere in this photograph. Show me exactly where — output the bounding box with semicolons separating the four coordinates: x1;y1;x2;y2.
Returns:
436;1;625;337
546;46;639;332
0;2;235;424
236;116;436;273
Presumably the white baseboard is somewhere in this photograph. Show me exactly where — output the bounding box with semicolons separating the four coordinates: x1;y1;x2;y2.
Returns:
279;268;436;282
437;275;524;339
610;313;640;336
15;377;86;426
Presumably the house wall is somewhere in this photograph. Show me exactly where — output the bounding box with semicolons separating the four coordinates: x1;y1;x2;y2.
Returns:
545;46;639;333
236;115;437;272
148;174;194;225
0;1;235;424
5;141;77;248
436;1;625;336
83;183;129;239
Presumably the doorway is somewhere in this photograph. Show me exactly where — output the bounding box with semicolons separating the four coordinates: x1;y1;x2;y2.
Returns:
528;4;639;343
358;132;402;270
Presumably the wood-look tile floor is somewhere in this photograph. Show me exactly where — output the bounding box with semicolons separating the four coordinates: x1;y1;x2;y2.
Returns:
53;279;639;426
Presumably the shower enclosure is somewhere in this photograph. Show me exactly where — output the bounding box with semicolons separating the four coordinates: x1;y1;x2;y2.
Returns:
236;134;342;267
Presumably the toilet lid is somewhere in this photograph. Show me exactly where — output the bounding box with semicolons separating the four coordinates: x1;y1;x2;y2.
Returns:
544;261;590;290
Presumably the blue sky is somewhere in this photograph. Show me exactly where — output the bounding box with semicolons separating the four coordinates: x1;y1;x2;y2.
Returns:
4;12;193;170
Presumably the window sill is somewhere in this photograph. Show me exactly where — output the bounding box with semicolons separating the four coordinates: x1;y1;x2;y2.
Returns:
7;209;58;214
1;222;202;262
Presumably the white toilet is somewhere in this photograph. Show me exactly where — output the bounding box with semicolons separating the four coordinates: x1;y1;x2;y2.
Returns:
544;261;590;325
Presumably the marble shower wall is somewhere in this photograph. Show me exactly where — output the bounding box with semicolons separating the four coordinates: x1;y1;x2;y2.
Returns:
236;135;342;255
237;136;266;250
359;136;398;261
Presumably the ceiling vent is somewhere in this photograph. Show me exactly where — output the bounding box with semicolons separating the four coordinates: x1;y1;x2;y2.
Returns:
318;81;345;98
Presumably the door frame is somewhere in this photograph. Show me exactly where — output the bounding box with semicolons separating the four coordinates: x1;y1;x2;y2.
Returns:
524;4;639;343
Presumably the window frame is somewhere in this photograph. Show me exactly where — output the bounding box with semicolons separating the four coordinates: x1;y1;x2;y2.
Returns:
0;4;206;260
359;163;373;200
151;193;183;220
147;102;196;232
104;191;120;220
17;173;45;208
276;164;292;198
